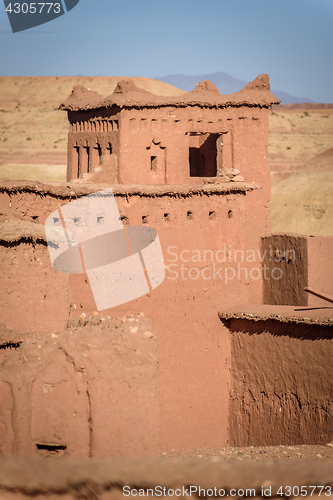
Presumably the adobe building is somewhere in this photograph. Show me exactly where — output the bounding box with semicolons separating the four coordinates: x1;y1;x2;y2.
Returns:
0;75;332;458
60;74;276;190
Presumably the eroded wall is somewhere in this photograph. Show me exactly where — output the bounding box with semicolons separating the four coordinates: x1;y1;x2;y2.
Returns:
0;181;270;452
261;233;308;306
0;241;70;333
0;316;160;458
261;233;333;307
227;319;333;446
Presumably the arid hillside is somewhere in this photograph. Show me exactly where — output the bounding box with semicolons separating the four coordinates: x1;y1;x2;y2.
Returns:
270;147;333;236
269;106;333;185
268;105;333;236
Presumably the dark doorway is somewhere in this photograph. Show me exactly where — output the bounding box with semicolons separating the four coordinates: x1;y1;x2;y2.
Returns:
189;133;219;177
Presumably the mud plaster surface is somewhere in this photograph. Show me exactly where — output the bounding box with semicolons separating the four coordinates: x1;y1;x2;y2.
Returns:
221;314;333;447
0;316;160;458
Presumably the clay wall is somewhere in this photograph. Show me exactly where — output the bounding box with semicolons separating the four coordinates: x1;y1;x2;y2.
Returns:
261;234;308;306
308;236;333;307
226;317;333;446
0;181;270;452
261;233;333;307
0;241;70;334
0;316;160;458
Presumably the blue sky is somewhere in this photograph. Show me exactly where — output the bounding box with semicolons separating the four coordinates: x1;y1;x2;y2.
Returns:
0;0;332;102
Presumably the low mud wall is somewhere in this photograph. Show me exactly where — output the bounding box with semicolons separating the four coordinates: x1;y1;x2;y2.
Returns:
223;315;333;447
0;456;332;500
0;316;160;458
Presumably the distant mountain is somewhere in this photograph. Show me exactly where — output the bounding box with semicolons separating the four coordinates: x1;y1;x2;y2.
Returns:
155;72;247;96
270;90;316;105
156;72;316;105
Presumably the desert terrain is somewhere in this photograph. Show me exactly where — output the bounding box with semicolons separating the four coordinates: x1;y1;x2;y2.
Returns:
269;104;333;235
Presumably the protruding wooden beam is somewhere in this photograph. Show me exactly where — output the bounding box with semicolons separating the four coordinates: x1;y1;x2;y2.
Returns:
304;287;333;304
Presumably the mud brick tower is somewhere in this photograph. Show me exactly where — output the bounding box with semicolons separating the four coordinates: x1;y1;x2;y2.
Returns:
60;74;279;190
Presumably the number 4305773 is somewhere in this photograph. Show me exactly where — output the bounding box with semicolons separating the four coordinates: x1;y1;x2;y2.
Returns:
5;3;61;14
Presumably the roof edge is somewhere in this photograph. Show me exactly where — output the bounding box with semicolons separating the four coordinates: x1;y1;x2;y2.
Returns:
59;75;280;112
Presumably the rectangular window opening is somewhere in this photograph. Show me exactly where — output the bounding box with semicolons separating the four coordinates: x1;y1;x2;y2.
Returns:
150;156;157;171
36;443;67;453
189;133;220;177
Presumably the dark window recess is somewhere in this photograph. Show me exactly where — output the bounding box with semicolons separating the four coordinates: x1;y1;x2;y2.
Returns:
228;210;233;219
142;215;149;224
106;143;112;155
120;216;129;225
209;211;216;219
97;216;104;225
95;144;102;157
189;133;219;177
0;342;21;350
74;146;80;178
187;211;193;220
150;156;157;171
36;443;67;453
163;213;170;221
